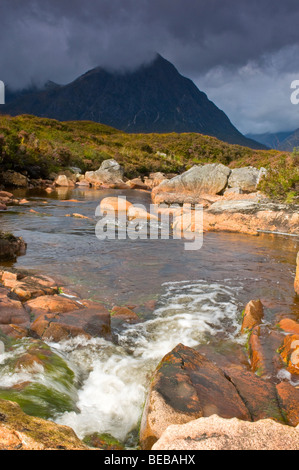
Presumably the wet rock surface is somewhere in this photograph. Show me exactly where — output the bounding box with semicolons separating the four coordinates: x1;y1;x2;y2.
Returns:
141;311;299;450
0;269;111;343
140;343;253;449
0;182;298;450
30;305;111;342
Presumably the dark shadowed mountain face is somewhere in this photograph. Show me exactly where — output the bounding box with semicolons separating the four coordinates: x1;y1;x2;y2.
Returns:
2;55;264;149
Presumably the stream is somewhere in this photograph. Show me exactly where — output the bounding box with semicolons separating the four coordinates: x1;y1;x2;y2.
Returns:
0;187;298;446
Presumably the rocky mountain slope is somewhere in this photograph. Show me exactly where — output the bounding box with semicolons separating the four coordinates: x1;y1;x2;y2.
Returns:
2;55;264;149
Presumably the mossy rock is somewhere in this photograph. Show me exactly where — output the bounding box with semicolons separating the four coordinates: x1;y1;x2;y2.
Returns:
0;339;78;419
0;399;88;450
83;432;125;450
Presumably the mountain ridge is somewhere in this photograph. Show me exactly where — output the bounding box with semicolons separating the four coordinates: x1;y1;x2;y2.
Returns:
246;131;294;150
1;54;265;150
246;129;299;151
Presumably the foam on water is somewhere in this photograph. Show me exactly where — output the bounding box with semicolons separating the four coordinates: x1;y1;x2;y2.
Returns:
55;279;242;443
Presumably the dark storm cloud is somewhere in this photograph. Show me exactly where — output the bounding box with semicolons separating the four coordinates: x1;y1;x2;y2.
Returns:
1;0;299;132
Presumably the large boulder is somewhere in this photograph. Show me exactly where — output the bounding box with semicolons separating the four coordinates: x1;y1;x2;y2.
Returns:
140;344;251;449
228;167;261;193
152;415;299;450
1;171;28;188
140;342;298;450
152;164;231;203
85;159;124;186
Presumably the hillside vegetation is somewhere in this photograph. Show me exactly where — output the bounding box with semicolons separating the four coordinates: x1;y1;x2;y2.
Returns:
0;114;298;202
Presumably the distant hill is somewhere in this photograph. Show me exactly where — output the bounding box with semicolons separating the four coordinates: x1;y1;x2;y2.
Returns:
246;130;298;150
277;128;299;151
0;114;296;203
1;54;265;150
246;131;293;149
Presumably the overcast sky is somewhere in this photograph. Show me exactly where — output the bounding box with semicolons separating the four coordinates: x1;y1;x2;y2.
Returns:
1;0;299;134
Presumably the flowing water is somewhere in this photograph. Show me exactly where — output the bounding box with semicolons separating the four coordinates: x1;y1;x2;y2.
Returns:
0;187;298;446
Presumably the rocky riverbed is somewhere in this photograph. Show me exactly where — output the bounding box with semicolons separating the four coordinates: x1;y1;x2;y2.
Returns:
0;160;298;450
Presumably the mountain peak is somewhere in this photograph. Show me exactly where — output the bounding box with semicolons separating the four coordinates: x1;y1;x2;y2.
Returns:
0;56;265;149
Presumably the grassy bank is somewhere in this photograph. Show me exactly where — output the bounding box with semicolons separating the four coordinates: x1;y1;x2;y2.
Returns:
0;114;298;202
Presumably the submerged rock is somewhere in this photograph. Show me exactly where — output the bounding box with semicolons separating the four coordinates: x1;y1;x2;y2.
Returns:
99;197;133;213
99;196;157;221
152;415;299;451
83;432;125;450
111;306;141;325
